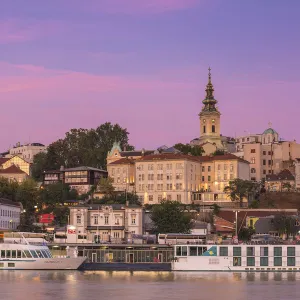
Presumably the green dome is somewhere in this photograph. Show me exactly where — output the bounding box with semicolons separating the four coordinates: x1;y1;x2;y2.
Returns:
263;128;278;135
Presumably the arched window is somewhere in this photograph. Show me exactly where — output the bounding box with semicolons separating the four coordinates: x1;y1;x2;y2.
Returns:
251;157;255;164
212;125;216;133
203;126;206;133
251;168;256;173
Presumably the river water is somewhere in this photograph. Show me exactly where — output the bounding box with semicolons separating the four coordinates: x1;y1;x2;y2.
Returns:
1;271;300;300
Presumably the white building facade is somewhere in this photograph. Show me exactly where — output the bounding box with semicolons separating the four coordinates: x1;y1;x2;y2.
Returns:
67;204;144;243
0;198;22;231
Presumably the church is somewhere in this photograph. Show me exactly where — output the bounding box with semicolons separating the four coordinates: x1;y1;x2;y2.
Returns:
190;68;235;155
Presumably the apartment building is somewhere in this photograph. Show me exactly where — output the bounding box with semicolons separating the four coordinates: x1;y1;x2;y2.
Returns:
234;127;300;181
67;204;143;243
2;142;47;163
194;154;250;204
0;156;30;176
134;154;202;204
43;166;107;195
0;198;22;231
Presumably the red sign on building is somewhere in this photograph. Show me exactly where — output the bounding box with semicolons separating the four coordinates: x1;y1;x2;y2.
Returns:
38;214;55;224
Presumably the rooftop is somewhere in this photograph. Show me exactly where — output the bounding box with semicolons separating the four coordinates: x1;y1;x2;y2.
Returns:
0;165;26;174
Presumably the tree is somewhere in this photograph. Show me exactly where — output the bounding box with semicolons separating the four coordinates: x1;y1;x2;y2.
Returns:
239;227;255;241
173;143;204;156
282;182;292;192
212;149;225;156
224;179;258;207
273;214;298;236
0;177;19;201
97;177;115;197
31;122;134;180
150;200;193;234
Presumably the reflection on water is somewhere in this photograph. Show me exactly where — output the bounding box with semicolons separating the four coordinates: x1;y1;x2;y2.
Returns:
1;271;300;300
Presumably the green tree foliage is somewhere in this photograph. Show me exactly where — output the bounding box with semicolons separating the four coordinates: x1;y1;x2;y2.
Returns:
224;179;258;207
212;149;225;156
282;182;292;192
31;122;134;180
151;200;193;234
97;177;115;197
0;177;19;201
39;183;78;209
173;143;204;156
238;227;255;241
273;214;298;236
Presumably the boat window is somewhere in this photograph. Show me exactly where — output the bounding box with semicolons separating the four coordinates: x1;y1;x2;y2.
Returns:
17;250;22;258
190;247;198;256
1;250;5;258
247;257;255;266
46;250;52;258
8;263;15;268
11;250;16;258
274;257;282;266
24;250;32;258
287;247;295;257
219;247;228;256
233;247;241;256
274;247;282;257
247;247;255;256
6;250;11;258
35;250;43;258
233;257;241;266
260;247;268;257
287;257;295;266
30;250;38;258
260;257;268;266
176;246;187;256
41;250;48;258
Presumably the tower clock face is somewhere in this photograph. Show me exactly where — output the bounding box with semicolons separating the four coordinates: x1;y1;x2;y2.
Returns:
203;119;206;123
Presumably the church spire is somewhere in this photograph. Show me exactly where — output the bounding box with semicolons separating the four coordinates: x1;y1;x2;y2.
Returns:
202;67;218;112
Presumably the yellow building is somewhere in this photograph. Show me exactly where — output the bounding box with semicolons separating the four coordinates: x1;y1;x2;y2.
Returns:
135;154;202;204
0;165;28;183
0;156;30;176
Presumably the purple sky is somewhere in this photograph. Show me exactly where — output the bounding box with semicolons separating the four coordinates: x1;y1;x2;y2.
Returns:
1;0;300;151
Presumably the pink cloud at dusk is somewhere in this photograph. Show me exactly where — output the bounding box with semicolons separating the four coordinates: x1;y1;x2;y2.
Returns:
0;19;67;44
0;61;299;150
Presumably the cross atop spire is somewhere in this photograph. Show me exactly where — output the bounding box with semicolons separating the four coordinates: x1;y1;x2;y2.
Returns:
201;67;218;112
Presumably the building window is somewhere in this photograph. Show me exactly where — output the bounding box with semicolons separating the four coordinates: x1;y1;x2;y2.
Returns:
203;126;206;133
158;195;162;203
224;164;227;170
224;174;227;180
208;176;211;182
149;195;154;202
251;149;256;153
104;216;109;225
263;170;266;175
219;247;228;256
208;166;211;172
131;215;136;225
251;168;256;173
212;125;215;133
263;151;266;155
202;176;205;182
268;160;272;165
202;166;205;172
94;216;98;225
76;215;81;224
217;165;221;171
176;194;181;202
263;159;266;165
251;157;255;164
167;195;171;201
251;177;256;181
230;164;233;172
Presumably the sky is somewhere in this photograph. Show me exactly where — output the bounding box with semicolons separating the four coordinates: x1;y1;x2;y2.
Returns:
1;0;300;151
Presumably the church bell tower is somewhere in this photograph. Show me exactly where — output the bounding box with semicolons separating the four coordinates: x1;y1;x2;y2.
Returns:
199;68;223;149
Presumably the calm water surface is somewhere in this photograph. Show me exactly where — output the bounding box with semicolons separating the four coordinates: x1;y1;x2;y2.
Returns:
1;271;300;300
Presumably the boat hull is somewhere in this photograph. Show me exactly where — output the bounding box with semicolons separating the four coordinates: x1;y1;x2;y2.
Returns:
0;257;86;270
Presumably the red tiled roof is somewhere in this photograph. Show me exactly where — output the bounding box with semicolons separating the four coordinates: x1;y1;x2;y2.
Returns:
218;209;297;225
214;216;235;233
108;158;135;165
0;158;9;165
137;153;201;163
0;165;26;174
199;153;250;164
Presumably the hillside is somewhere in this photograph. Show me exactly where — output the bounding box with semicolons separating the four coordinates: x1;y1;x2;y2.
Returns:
258;192;300;209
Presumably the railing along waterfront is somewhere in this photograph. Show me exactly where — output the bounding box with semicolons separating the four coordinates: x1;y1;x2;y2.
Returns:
83;249;173;263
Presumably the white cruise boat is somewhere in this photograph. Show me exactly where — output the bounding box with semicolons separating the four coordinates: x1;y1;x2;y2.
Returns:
172;243;300;272
0;235;86;270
